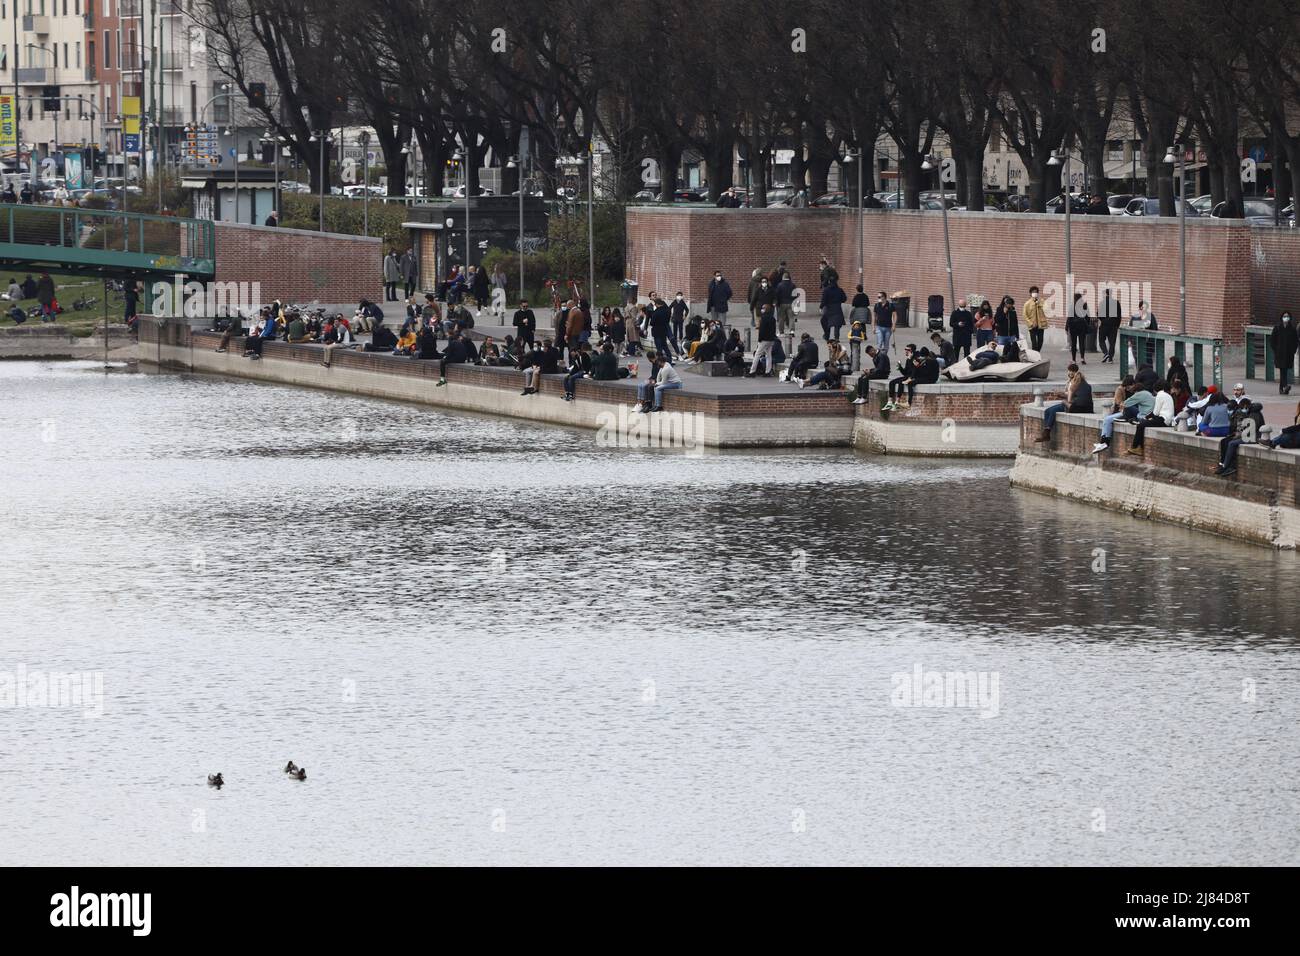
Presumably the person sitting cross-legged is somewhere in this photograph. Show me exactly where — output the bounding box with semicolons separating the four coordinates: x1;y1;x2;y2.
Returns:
1092;377;1154;453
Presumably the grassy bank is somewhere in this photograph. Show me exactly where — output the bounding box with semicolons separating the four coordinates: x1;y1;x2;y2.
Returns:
2;270;125;336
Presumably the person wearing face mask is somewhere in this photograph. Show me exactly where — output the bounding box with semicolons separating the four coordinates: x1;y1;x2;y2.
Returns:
1271;309;1298;395
1023;285;1048;353
747;269;765;326
669;292;689;352
706;271;733;327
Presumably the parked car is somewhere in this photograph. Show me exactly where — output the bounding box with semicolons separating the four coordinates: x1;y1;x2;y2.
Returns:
811;191;848;207
1106;193;1136;211
763;186;797;207
1210;198;1276;224
999;194;1032;212
1189;194;1214;214
1122;197;1202;217
1046;193;1088;214
279;181;313;194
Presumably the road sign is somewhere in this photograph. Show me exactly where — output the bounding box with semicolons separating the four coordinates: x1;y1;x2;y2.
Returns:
123;133;140;154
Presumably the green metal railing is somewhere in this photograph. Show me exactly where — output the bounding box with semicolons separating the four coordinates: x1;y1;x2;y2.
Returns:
0;202;214;277
1119;327;1222;391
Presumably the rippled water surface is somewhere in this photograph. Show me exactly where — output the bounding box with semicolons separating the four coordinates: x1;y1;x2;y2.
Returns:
1;361;1297;865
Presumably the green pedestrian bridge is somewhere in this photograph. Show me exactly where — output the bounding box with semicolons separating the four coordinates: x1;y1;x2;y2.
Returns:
0;203;215;282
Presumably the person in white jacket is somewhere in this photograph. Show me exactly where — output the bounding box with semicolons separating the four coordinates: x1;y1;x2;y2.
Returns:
1127;386;1176;452
633;351;683;413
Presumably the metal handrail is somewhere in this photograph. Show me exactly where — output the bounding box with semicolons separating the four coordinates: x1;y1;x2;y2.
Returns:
1118;326;1222;391
0;202;214;268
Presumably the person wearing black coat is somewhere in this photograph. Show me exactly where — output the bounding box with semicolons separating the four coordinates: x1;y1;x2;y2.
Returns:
436;332;470;384
774;275;796;333
416;326;440;360
649;298;675;358
669;293;689;350
1098;289;1122;363
993;297;1019;345
470;266;490;311
819;280;847;343
1066;293;1091;364
786;333;819;382
949;299;975;359
1271;310;1298;395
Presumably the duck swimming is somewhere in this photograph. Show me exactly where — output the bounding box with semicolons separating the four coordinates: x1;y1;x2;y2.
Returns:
207;773;224;787
289;768;306;781
284;761;298;774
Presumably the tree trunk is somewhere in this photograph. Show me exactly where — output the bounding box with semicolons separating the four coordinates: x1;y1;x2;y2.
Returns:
657;141;680;202
1084;143;1106;200
900;152;923;209
1208;162;1224;208
964;153;985;210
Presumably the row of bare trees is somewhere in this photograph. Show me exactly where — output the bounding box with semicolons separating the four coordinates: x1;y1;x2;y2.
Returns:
196;0;1300;216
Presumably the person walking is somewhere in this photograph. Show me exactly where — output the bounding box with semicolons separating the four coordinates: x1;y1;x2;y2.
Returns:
1023;285;1048;352
470;265;490;316
649;297;675;359
1271;310;1298;395
1066;292;1090;365
512;300;536;347
819;277;846;343
1098;287;1122;363
383;250;402;302
706;270;733;327
669;292;689;351
748;304;777;377
747;269;764;327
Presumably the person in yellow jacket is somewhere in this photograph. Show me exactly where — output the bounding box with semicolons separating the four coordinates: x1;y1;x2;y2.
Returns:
1023;285;1049;353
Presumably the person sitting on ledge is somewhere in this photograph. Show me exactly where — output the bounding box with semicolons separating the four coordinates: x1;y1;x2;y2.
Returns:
851;345;892;405
562;342;593;401
1091;376;1154;453
416;323;440;360
1126;380;1176;453
1001;340;1022;363
803;341;850;390
785;333;819;383
723;330;746;375
591;341;622;381
1035;364;1093;440
479;336;502;365
884;344;918;408
353;299;382;333
366;322;398;353
243;310;280;360
683;314;703;357
394;325;418;356
286;312;314;344
632;350;683;414
215;315;243;352
1135;362;1160;394
1195;390;1233;438
435;331;472;385
692;322;728;363
1214;399;1266;476
1265;401;1300;450
929;332;956;369
520;339;544;395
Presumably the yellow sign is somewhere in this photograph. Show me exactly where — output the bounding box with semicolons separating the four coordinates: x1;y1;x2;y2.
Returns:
0;95;15;151
123;96;141;135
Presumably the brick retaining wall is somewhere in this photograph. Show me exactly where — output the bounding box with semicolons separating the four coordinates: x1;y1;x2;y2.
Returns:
212;222;383;304
626;206;1288;342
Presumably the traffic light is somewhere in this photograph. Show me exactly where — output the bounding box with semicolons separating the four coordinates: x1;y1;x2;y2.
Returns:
247;82;267;109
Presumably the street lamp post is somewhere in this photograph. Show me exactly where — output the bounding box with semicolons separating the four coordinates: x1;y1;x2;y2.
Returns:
586;146;594;306
507;154;524;304
1164;145;1187;333
453;148;470;268
1048;148;1072;319
309;129;330;231
359;130;371;237
922;153;957;314
842;147;866;281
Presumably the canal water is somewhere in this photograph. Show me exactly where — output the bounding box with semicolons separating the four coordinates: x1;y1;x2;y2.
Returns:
1;361;1296;865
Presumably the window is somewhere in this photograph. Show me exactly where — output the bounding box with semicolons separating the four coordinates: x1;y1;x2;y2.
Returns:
63;43;68;70
103;30;109;69
76;41;80;68
52;45;58;68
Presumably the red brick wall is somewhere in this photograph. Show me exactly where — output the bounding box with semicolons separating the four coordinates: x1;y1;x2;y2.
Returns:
626;206;1285;341
859;384;1067;423
213;223;383;304
1250;229;1300;328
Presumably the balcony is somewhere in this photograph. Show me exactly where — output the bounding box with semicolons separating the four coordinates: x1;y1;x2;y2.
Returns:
84;11;94;28
17;67;50;84
22;15;50;35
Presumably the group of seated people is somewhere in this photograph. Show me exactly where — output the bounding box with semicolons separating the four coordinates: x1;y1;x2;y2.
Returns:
880;344;943;410
778;335;854;391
